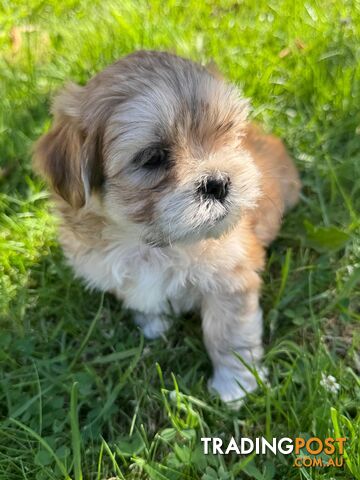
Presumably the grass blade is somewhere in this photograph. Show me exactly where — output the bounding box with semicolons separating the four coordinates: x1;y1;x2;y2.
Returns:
70;382;83;480
70;294;104;370
101;437;125;480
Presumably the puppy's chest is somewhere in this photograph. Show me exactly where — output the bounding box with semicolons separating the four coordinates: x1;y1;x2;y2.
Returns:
109;246;198;312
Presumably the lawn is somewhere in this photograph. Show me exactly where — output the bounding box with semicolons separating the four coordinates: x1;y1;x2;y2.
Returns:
0;0;359;479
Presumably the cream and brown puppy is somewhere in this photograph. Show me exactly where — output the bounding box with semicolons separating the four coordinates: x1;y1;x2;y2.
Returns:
34;51;300;404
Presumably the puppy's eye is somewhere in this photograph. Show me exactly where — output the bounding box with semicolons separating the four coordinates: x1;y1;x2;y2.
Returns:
135;146;170;170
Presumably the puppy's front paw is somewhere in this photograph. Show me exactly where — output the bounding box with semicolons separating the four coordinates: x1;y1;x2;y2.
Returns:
133;312;170;339
208;365;267;407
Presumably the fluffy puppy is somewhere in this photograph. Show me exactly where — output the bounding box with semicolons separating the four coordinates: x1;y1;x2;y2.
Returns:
34;51;300;404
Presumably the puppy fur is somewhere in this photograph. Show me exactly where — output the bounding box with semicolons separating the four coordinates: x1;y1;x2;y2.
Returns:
34;51;300;404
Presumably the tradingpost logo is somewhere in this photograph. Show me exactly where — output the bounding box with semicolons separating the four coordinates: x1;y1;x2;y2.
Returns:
201;436;346;468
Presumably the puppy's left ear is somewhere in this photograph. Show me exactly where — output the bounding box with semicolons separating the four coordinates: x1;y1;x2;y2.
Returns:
33;83;104;209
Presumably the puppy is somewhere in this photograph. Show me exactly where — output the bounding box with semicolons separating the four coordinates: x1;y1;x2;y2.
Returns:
34;51;300;404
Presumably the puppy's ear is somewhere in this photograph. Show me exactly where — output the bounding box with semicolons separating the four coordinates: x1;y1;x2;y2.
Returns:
33;83;104;209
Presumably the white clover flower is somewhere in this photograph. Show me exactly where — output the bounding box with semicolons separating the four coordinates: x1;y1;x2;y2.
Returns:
169;390;178;402
320;373;340;394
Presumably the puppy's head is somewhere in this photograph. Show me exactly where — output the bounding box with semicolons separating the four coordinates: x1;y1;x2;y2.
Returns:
34;51;261;246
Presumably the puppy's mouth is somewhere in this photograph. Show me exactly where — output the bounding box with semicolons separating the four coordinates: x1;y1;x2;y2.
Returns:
145;202;237;248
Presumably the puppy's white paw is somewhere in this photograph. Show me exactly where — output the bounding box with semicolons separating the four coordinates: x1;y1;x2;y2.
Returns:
133;312;170;339
208;365;267;408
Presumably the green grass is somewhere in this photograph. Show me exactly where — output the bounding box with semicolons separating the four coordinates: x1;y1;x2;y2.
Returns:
0;0;359;478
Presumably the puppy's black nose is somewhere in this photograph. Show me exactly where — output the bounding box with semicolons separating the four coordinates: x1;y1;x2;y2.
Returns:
200;176;230;202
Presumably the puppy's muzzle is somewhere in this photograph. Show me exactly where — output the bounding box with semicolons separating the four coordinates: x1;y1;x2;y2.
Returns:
199;175;230;202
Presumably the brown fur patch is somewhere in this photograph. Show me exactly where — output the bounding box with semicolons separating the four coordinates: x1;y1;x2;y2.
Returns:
34;115;105;209
119;166;178;224
243;124;301;245
34;119;86;208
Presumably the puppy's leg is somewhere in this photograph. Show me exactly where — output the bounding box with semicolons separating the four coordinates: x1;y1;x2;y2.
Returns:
133;311;170;339
202;287;265;404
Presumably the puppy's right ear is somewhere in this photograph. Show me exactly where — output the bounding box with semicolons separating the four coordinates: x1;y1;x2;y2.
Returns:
34;83;101;209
